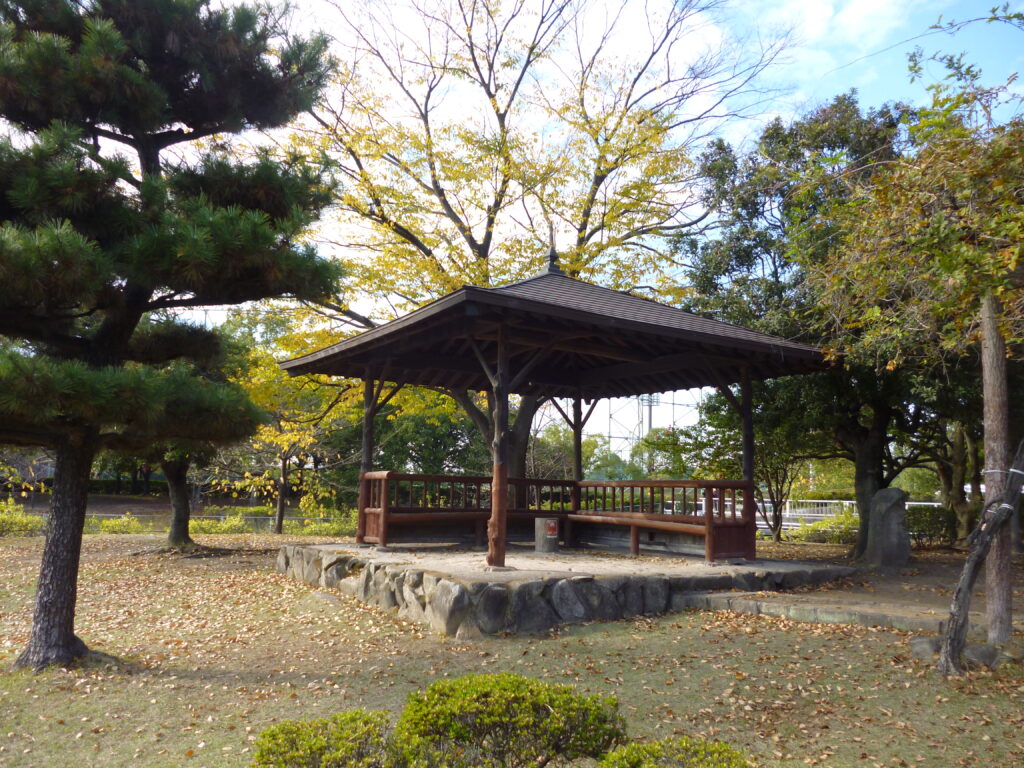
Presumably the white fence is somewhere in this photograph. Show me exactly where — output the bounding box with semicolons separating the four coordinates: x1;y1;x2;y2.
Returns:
756;498;942;533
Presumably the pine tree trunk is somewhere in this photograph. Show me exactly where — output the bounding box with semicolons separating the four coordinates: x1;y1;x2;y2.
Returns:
15;434;96;670
980;291;1013;645
163;457;194;550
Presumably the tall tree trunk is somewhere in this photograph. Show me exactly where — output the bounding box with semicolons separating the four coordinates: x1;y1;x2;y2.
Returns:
163;457;194;550
450;390;541;480
274;458;289;534
980;291;1013;645
15;433;96;670
940;439;1024;675
845;408;888;559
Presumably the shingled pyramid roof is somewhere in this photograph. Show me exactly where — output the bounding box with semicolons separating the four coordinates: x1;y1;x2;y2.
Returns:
282;271;825;398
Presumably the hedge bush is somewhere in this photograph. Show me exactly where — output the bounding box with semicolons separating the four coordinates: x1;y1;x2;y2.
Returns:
190;513;252;535
251;709;390;768
0;499;46;536
788;509;859;545
394;672;625;768
282;515;356;538
97;513;146;534
598;737;751;768
248;675;750;768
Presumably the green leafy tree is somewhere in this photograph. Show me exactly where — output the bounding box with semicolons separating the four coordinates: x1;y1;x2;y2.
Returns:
0;0;339;669
681;93;946;556
808;70;1024;652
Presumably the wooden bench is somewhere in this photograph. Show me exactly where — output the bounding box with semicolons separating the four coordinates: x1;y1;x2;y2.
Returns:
357;472;755;561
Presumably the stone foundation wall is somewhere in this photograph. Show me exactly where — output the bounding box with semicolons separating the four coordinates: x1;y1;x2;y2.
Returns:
277;544;853;639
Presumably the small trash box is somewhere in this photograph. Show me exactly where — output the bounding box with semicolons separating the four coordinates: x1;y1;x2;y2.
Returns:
535;517;559;553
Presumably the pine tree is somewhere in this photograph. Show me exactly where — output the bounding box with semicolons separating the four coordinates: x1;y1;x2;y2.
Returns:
0;0;340;669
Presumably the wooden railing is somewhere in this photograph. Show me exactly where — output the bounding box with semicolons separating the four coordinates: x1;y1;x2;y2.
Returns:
358;472;755;561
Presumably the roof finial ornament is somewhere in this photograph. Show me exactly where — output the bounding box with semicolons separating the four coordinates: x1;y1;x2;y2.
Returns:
546;220;563;275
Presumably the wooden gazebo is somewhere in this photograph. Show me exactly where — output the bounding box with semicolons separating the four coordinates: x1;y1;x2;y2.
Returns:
282;261;824;566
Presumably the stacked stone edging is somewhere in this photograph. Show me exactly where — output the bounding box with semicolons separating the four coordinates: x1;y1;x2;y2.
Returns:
277;545;855;638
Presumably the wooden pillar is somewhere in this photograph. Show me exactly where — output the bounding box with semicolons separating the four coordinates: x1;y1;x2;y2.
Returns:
488;327;510;567
572;397;584;483
356;374;374;544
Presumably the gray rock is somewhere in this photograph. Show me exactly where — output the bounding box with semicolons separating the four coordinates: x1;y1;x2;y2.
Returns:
779;569;811;590
730;571;763;592
864;488;911;570
508;581;558;634
322;553;351;571
689;574;735;592
426;580;471;636
963;643;1001;669
356;567;373;601
276;547;289;574
455;616;483;640
909;636;941;660
617;579;644;618
550;580;590;623
642;577;669;614
574;580;621;620
405;570;423;589
302;555;323;587
378;584;398;611
422;573;439;597
475;585;509;634
667;575;693;594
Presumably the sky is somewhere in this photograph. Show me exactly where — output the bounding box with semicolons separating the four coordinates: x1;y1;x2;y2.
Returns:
734;0;1023;120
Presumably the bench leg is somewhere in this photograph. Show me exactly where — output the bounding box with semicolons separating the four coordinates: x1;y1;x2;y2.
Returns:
474;519;485;547
630;525;639;556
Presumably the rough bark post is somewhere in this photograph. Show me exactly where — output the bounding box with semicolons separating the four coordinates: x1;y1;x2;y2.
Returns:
274;457;289;534
15;434;96;670
939;439;1024;676
164;457;194;550
356;374;375;544
572;397;584;484
488;328;510;567
980;290;1013;644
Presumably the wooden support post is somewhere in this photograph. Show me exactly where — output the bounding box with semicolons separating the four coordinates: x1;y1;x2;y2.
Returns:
630;525;640;556
704;489;715;562
356;374;375;544
488;327;510;567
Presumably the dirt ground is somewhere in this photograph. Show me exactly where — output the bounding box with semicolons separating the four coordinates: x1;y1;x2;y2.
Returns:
1;534;1022;768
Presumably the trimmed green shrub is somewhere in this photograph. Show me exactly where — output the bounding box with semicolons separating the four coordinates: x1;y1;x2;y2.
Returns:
0;499;46;536
599;736;750;768
251;709;390;768
205;504;275;517
788;509;859;545
190;513;252;535
98;513;146;534
905;504;953;547
394;672;625;768
282;516;355;537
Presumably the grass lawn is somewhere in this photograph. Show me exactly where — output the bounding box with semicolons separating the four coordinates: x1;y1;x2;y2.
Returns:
1;534;1022;768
